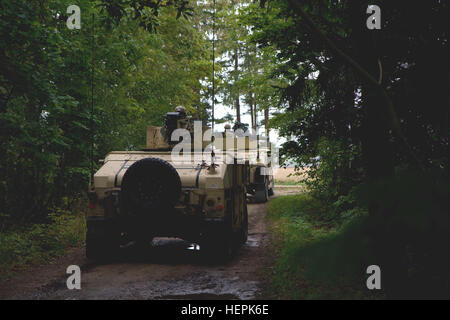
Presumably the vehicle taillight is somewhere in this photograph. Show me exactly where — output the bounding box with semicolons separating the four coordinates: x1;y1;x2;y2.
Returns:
88;191;97;209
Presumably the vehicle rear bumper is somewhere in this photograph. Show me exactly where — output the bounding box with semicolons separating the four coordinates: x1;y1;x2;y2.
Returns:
86;213;226;242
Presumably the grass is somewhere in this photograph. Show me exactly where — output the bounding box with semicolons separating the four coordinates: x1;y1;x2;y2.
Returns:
0;210;86;282
265;193;383;299
274;180;304;186
273;167;307;185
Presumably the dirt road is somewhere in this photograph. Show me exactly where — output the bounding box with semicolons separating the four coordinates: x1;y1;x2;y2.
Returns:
0;188;300;300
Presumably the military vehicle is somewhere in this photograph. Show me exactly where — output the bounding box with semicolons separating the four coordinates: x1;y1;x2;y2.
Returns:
225;123;275;203
247;157;275;203
86;108;248;260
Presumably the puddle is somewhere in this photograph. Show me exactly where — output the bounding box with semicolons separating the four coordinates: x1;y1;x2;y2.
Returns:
158;293;238;300
245;236;260;247
126;272;260;300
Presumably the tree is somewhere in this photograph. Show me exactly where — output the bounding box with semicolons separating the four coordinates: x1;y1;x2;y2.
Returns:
0;0;211;228
246;0;449;297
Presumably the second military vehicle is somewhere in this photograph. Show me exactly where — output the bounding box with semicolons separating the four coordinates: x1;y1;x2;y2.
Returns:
227;123;275;203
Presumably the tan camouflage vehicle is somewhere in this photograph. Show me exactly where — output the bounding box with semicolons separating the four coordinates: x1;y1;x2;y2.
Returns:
225;124;274;203
87;108;248;260
247;156;275;203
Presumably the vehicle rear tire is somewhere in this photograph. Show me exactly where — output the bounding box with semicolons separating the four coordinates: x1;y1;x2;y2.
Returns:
268;183;274;196
201;238;233;262
200;225;234;262
254;180;269;203
86;223;119;260
240;204;248;244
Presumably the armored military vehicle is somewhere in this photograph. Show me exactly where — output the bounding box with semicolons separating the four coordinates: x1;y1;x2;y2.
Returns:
225;123;274;203
86;108;248;261
247;158;275;203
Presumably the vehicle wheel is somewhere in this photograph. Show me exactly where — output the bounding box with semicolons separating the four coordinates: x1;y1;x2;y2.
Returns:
86;223;119;260
201;238;233;262
240;204;248;244
254;180;269;203
201;226;234;262
218;236;234;260
268;183;274;196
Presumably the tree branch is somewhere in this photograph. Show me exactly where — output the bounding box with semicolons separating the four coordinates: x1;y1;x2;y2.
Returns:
377;58;383;84
287;0;422;167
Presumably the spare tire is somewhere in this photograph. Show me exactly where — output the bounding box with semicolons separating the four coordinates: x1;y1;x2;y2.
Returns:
120;157;181;217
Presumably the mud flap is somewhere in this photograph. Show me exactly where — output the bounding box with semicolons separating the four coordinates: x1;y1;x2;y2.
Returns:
200;219;234;262
86;218;119;260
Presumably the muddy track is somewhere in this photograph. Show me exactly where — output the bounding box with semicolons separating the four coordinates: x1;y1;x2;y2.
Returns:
0;188;299;300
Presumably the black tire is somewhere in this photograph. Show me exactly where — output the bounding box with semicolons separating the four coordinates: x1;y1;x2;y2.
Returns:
201;219;234;262
254;180;269;203
201;233;233;262
120;157;181;218
86;223;119;260
240;204;248;244
268;183;274;196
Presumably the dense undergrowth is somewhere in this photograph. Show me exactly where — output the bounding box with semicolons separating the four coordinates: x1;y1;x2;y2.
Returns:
265;192;383;299
0;209;85;282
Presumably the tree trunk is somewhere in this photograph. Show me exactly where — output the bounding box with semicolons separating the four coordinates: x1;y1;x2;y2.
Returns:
234;47;241;123
264;105;269;136
253;94;257;132
249;93;254;130
360;49;408;298
252;92;258;131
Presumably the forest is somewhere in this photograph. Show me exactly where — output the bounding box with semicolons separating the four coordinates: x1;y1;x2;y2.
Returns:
0;0;449;299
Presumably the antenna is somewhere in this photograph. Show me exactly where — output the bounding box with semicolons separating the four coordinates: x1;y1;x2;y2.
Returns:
210;0;216;167
211;0;216;132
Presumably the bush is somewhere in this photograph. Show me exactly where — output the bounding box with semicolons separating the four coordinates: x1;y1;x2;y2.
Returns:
267;167;450;299
0;210;86;282
266;193;380;299
355;167;450;298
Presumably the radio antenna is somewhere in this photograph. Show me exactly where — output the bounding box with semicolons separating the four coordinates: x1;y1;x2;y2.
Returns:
210;0;216;168
211;0;216;132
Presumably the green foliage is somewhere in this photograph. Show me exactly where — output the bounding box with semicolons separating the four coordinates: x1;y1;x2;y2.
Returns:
1;0;448;298
266;169;450;299
267;192;332;225
273;180;304;186
247;0;449;196
305;137;363;203
0;209;86;282
0;0;211;227
266;193;381;299
247;1;449;296
355;168;450;298
97;0;193;32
